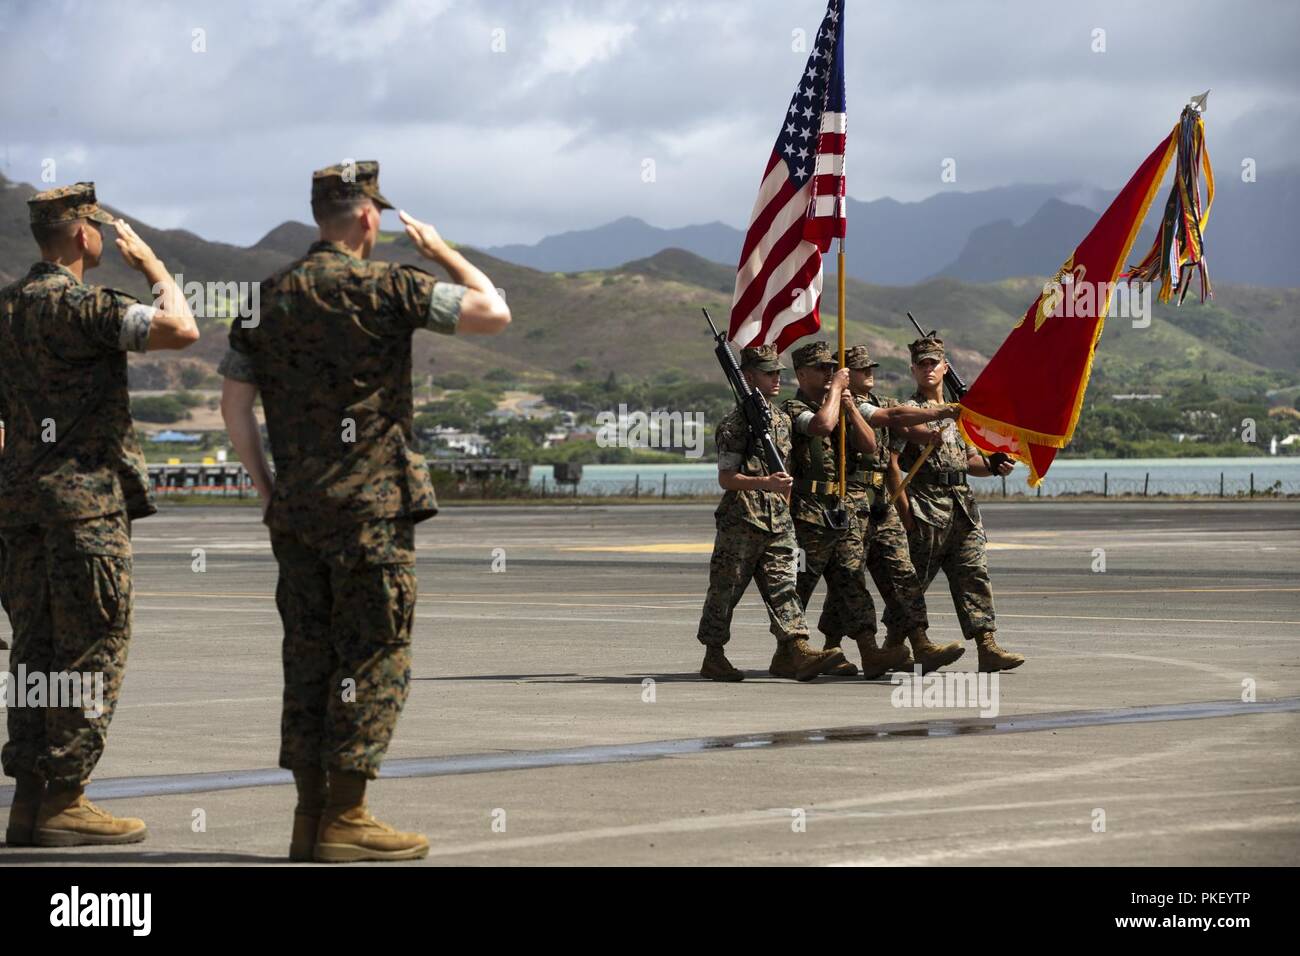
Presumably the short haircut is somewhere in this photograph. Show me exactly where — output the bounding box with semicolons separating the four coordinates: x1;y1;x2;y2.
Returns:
30;218;88;250
311;196;378;229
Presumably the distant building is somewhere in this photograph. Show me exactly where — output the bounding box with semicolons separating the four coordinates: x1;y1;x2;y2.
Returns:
1111;393;1163;401
428;427;489;456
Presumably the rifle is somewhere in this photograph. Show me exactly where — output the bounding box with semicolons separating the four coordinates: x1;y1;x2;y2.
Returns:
704;309;786;476
704;309;849;529
906;311;1010;471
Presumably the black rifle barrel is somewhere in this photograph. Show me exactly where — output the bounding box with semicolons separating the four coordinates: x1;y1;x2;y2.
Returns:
703;309;786;475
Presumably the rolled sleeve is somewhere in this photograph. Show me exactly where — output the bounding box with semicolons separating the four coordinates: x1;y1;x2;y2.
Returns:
217;346;257;384
427;281;466;334
717;451;744;471
857;400;881;421
118;303;155;352
792;410;815;434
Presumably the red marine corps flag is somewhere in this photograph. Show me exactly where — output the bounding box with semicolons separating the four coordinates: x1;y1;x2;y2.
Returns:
728;0;846;352
958;98;1214;485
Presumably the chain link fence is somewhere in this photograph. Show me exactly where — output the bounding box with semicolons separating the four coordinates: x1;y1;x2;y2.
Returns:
149;465;1300;500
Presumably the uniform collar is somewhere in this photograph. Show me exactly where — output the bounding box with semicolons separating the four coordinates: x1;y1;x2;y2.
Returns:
28;260;81;284
307;239;364;261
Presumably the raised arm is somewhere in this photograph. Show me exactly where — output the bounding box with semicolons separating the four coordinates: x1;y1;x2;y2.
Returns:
399;211;511;335
806;367;850;436
113;220;200;351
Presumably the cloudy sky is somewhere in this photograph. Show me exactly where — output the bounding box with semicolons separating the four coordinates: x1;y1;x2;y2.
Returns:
2;0;1295;247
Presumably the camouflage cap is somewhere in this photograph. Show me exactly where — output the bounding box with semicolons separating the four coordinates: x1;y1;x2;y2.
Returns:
28;182;115;226
790;340;837;368
909;336;946;363
739;344;785;372
845;345;880;370
311;160;394;210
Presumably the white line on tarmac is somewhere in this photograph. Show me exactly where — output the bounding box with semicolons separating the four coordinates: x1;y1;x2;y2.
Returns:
829;813;1300;866
412;737;1235;859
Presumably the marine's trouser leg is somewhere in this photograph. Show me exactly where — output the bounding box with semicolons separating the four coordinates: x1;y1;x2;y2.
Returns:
866;505;929;635
813;518;861;639
2;514;133;788
797;516;875;639
906;509;996;640
940;509;997;639
751;525;811;643
273;519;417;779
696;518;768;647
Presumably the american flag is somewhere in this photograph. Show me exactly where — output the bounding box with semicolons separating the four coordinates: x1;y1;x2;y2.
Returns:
729;0;846;352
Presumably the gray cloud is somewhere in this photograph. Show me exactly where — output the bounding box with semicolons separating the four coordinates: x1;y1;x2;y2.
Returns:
2;0;1294;247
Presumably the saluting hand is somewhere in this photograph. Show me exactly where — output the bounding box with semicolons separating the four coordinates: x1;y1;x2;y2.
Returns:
398;210;449;261
113;220;160;272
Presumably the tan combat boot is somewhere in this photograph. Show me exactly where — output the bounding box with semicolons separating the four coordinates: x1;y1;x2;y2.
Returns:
315;771;429;863
784;638;845;682
701;645;744;682
821;636;859;677
881;629;915;670
35;783;147;846
5;771;44;847
289;768;327;862
974;632;1025;672
909;629;966;674
853;631;910;680
768;641;793;679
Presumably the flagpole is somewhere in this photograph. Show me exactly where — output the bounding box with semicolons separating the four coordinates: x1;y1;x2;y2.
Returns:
837;237;846;500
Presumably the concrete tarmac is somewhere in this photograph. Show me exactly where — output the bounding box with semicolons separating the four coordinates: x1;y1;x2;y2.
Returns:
2;501;1297;866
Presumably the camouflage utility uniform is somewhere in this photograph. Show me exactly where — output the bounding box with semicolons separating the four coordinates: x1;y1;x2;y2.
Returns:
696;404;810;647
817;390;930;641
0;256;155;787
896;396;997;640
783;389;876;639
219;239;465;779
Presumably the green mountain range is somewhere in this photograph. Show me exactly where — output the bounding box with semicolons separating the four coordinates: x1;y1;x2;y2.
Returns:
2;172;1296;406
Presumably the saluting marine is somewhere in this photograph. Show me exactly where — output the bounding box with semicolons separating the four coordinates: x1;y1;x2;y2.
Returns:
0;183;199;846
219;161;511;862
817;345;966;673
894;336;1025;672
696;345;845;683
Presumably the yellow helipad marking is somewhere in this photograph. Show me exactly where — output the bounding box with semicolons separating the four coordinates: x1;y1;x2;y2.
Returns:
559;541;1048;553
1001;586;1300;597
561;543;717;554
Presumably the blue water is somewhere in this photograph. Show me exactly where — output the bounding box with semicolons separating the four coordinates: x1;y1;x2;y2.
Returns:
530;457;1300;497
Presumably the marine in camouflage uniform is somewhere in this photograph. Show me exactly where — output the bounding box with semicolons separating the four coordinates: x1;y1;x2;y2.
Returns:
695;345;844;683
219;161;508;861
779;340;907;680
817;345;966;673
0;183;196;847
895;336;1024;672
